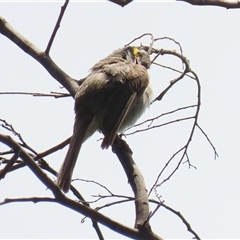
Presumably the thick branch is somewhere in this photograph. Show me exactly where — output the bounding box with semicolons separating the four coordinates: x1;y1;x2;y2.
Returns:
182;0;240;8
0;16;78;97
0;195;145;239
112;137;162;239
0;134;63;198
0;133;162;239
109;0;240;8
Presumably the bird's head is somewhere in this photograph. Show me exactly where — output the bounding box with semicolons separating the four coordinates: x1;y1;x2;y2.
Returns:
124;46;151;69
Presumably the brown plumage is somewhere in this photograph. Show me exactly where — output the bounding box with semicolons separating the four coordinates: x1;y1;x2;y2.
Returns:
57;46;153;192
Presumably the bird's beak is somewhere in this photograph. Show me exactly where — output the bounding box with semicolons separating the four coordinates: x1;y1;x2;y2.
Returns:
134;56;139;64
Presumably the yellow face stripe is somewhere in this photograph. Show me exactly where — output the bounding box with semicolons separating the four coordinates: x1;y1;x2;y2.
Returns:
133;47;139;57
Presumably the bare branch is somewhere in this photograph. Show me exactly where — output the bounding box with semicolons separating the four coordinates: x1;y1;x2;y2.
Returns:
196;123;219;159
0;120;71;176
0;119;37;155
45;0;69;54
73;178;114;195
0;16;78;97
161;202;201;240
0;20;210;238
88;192;201;240
0;91;70;98
182;0;240;9
37;160;104;240
91;194;132;205
96;198;132;211
125;116;194;136
0;197;57;206
152;62;196;80
109;0;240;8
111;136;156;236
148;69;202;196
125;33;155;54
0;152;19;179
151;48;191;101
125;105;197;132
154;36;183;55
35;137;71;160
112;136;149;230
149;146;185;196
0;133;163;239
0;133;63;198
148;199;201;240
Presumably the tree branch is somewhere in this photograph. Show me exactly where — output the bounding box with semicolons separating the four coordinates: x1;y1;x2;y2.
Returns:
111;136;162;239
109;0;240;8
151;48;190;102
45;0;69;54
151;200;201;240
0;91;70;98
0;133;162;239
0;134;63;198
0;152;19;179
181;0;240;9
0;14;203;237
0;16;78;97
88;193;201;240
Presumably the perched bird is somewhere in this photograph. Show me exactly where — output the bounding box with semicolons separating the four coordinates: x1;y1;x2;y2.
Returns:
57;46;153;192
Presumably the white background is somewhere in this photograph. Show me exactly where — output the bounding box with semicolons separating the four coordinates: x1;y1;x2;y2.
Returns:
0;1;240;239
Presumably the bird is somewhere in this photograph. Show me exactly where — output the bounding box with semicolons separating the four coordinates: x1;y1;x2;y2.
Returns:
57;46;153;193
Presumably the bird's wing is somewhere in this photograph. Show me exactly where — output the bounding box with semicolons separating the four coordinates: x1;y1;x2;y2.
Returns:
100;61;149;149
100;91;136;149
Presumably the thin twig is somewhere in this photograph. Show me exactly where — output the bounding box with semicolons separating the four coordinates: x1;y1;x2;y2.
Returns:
196;123;219;159
34;137;71;160
154;36;183;55
161;202;201;240
124;105;197;132
0;197;56;206
125;116;194;136
0;119;37;155
148;198;201;240
152;62;196;80
151;49;190;102
84;192;201;240
72;178;114;195
149;70;202;196
124;33;154;47
0;91;70;98
45;0;69;54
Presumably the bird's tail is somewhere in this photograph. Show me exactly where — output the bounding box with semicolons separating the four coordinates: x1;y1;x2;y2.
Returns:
57;119;88;193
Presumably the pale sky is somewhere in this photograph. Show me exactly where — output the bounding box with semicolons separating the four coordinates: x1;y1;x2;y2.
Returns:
0;1;240;239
